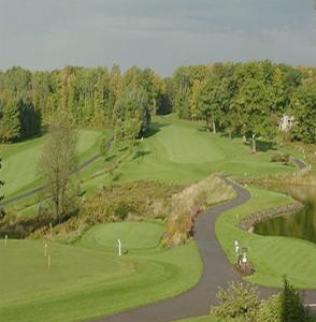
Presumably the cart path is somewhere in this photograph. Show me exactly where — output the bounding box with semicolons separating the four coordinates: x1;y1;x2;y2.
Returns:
94;170;316;322
0;138;113;207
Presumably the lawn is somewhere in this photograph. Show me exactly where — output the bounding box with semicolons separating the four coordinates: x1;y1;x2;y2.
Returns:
82;115;300;193
2;115;301;214
216;185;316;289
0;129;104;198
0;221;202;322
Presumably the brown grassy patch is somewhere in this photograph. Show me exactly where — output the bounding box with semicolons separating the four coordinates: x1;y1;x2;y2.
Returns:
163;175;236;247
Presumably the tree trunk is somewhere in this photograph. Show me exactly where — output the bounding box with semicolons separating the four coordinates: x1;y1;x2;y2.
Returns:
206;119;212;132
212;121;216;134
252;134;256;153
228;129;232;140
242;135;247;144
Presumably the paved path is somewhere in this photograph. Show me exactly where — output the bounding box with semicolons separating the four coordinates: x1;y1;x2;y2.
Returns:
0;139;113;207
291;157;308;170
94;173;316;322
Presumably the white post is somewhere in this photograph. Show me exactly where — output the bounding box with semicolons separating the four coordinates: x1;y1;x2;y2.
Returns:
234;240;239;254
4;235;8;248
44;243;48;257
118;239;122;257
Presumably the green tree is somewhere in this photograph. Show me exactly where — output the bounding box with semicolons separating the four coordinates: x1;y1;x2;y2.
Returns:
39;112;78;221
0;98;21;142
113;86;151;139
281;277;310;322
200;77;230;133
232;80;276;152
290;82;316;143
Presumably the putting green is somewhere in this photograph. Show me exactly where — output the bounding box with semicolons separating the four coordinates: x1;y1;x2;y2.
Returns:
81;115;300;194
156;123;224;164
0;221;202;322
78;221;163;251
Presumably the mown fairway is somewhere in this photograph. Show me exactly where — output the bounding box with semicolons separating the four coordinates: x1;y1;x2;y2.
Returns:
0;130;103;198
0;222;202;322
83;115;299;193
216;186;316;289
1;115;301;209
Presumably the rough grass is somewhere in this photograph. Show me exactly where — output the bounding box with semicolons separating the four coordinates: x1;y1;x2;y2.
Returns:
0;221;202;322
3;115;300;216
216;185;316;289
81;115;300;192
0;129;103;197
164;175;236;246
30;180;180;242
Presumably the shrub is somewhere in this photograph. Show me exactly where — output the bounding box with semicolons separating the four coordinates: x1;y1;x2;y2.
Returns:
210;281;259;321
163;175;236;247
112;201;135;220
209;278;311;322
30;181;180;242
271;153;290;164
257;295;282;322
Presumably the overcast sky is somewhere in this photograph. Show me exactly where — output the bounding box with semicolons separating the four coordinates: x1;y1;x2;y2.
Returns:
1;0;316;75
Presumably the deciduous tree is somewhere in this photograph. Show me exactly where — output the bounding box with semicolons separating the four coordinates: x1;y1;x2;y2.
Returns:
39;113;78;221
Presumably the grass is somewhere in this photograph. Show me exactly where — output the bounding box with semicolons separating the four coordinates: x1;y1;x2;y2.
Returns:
0;221;202;322
216;185;316;289
81;115;300;193
0;130;103;198
77;221;164;251
2;115;301;215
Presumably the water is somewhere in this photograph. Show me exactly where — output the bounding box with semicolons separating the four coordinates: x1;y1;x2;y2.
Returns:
254;185;316;243
0;0;316;75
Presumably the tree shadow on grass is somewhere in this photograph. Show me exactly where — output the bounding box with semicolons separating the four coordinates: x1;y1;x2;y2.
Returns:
144;122;169;138
133;150;151;160
256;139;278;152
105;154;116;162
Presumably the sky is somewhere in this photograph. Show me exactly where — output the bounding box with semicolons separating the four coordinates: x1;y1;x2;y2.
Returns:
1;0;316;75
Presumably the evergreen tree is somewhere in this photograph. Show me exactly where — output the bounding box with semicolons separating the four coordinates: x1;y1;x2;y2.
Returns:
281;277;310;322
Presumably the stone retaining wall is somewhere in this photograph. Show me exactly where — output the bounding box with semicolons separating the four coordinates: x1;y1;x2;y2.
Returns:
239;202;305;232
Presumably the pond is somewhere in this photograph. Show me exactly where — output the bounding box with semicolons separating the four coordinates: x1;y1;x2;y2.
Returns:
254;185;316;243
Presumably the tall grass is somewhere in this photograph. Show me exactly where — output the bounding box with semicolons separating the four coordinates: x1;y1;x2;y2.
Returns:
163;175;236;247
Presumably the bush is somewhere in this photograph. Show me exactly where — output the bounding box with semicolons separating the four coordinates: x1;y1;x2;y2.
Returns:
257;295;282;322
30;181;180;242
112;201;135;220
209;278;310;322
210;281;259;321
163;175;236;247
271;153;290;164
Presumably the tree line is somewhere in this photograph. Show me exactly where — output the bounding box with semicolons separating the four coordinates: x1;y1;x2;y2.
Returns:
170;61;316;147
1;61;316;147
0;65;168;143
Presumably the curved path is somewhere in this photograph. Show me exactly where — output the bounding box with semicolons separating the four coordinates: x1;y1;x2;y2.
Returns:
94;174;316;322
